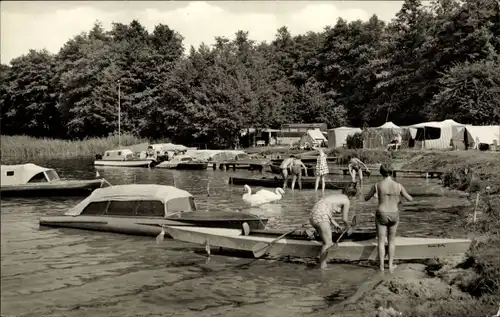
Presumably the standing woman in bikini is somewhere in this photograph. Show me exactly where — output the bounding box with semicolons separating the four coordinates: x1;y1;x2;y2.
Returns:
364;163;413;273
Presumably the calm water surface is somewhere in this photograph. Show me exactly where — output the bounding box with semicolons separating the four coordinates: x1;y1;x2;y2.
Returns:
1;158;470;317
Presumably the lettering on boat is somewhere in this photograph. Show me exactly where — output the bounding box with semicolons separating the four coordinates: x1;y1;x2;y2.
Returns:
427;243;446;248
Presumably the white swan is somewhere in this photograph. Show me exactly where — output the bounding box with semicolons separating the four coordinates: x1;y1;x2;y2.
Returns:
242;185;285;206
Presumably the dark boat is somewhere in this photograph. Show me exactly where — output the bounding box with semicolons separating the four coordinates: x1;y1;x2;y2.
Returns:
1;164;107;198
269;164;315;176
39;184;268;237
229;176;356;190
156;155;208;170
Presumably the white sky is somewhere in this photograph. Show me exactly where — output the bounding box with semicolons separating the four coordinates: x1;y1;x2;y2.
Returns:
1;1;411;65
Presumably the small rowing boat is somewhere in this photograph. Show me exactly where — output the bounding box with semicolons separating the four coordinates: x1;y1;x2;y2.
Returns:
1;164;107;197
39;184;268;236
229;176;356;190
164;226;472;261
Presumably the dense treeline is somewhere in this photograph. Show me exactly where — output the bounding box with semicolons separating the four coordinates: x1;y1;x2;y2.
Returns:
1;0;499;148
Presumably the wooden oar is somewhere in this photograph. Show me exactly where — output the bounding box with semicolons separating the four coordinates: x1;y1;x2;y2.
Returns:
325;215;358;254
252;215;358;259
252;223;308;258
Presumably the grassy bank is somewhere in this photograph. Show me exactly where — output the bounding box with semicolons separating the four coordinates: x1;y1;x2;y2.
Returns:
0;134;145;161
314;150;500;317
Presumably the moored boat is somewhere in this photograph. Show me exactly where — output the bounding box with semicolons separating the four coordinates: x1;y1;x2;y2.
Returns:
155;154;208;170
269;164;315;176
164;226;472;261
229;176;356;190
39;184;267;236
1;164;107;197
94;149;155;167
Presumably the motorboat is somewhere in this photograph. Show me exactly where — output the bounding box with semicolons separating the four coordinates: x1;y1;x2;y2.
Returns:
94;149;155;167
1;163;107;197
39;184;268;236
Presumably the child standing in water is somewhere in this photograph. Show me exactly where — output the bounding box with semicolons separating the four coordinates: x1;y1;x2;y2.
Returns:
364;164;413;273
315;148;329;193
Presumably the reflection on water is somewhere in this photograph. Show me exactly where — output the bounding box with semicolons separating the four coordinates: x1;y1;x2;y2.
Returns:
1;158;470;317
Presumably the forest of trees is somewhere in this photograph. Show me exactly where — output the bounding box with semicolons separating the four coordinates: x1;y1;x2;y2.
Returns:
1;0;499;148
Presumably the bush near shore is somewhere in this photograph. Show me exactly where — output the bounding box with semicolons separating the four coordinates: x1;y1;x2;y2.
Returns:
0;134;145;161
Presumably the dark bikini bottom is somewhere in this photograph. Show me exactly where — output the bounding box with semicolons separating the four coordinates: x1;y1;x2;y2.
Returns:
375;211;399;227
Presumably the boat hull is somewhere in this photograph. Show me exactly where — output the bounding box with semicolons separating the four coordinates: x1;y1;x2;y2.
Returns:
156;162;208;170
39;216;190;236
39;212;268;236
1;179;104;198
94;160;154;167
166;226;472;261
166;211;268;230
229;176;356;190
269;164;315;176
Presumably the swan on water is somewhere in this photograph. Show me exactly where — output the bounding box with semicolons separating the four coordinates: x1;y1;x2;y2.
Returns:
242;185;285;206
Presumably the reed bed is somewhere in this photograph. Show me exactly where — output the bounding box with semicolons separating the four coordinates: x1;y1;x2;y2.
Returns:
0;134;145;161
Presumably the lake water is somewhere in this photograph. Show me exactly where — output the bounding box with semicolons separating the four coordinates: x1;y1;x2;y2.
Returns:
1;158;470;317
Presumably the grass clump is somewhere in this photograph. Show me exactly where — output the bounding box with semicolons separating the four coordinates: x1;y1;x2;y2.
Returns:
0;134;145;161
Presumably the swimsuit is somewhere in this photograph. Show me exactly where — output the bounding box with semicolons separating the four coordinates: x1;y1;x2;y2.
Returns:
291;165;302;175
309;199;341;226
374;183;400;227
350;159;360;172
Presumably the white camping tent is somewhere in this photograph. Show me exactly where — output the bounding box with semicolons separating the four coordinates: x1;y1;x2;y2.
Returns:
327;127;363;148
377;122;402;132
299;129;328;148
452;125;500;149
410;119;464;149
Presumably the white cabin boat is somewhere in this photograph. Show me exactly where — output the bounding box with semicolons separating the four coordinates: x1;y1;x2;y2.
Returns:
1;163;106;197
39;184;268;236
164;226;472;262
94;149;154;167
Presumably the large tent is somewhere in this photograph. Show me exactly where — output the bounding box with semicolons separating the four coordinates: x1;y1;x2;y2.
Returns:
452;125;500;149
410;119;464;149
327;126;362;148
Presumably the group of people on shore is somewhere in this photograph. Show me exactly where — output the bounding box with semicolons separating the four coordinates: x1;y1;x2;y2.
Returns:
279;149;413;272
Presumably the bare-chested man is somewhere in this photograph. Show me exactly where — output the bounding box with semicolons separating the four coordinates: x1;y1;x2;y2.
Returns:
348;156;370;183
280;156;295;189
364;163;413;273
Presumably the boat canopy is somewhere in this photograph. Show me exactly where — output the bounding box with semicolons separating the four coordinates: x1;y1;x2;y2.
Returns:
65;184;196;217
102;149;135;161
1;163;60;186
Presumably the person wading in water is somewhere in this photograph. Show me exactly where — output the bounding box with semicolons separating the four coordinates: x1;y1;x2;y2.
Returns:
314;148;329;193
364;163;413;273
309;185;357;269
290;156;308;190
348;156;370;183
280;156;295;189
